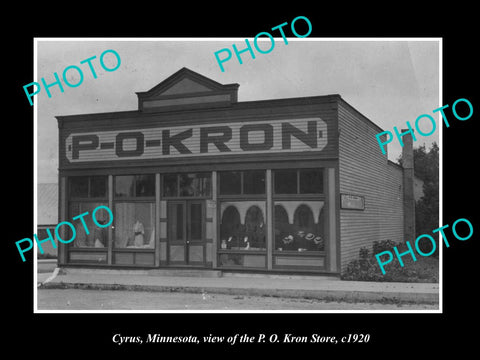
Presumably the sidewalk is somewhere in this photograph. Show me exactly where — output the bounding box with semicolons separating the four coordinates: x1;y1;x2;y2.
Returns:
38;266;440;305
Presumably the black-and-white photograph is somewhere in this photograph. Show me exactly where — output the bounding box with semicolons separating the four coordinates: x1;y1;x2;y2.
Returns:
33;38;441;312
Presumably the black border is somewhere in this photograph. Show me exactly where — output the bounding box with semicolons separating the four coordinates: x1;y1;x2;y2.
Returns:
7;6;479;356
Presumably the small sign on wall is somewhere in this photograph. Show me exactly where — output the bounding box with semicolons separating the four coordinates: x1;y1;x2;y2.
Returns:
340;193;365;210
207;200;217;209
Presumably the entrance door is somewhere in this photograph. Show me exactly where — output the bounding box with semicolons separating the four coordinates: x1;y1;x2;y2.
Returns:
167;200;206;266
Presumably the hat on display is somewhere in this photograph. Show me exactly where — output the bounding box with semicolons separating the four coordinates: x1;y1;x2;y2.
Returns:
282;235;294;244
313;236;323;244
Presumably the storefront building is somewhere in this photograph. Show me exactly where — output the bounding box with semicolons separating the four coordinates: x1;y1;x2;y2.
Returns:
56;67;413;274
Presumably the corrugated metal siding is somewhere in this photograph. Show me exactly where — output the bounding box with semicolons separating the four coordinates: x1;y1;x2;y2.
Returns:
37;183;58;224
338;101;404;271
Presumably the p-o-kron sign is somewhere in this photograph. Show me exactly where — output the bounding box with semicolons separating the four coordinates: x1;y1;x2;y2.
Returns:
64;118;328;163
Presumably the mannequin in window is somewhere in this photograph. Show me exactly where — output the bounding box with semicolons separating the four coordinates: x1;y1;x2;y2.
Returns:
133;219;145;247
74;221;88;247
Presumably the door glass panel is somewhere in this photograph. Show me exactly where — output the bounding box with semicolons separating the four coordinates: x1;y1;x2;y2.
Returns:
168;203;184;241
190;203;202;241
176;204;184;240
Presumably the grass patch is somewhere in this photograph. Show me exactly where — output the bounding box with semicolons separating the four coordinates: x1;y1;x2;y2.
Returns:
341;241;439;283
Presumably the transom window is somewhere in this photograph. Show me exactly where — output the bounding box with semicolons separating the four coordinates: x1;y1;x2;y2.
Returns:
162;173;211;197
115;174;155;198
273;169;323;195
219;170;266;195
69;176;107;198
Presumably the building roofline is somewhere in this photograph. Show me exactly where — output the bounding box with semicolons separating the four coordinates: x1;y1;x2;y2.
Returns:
55;93;387;135
336;96;385;133
56;94;343;122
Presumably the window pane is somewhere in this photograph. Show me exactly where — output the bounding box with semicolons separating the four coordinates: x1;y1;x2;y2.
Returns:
70;202;108;248
90;176;107;198
219;201;266;251
179;173;211;197
136;174;155;197
274;201;325;252
69;177;88;198
299;169;323;194
220;206;242;249
243;170;265;194
115;176;135;197
244;206;266;249
274;170;297;194
114;203;155;248
163;174;178;197
219;171;241;195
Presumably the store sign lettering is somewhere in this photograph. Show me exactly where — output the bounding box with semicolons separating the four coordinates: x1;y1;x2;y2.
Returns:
65;118;328;162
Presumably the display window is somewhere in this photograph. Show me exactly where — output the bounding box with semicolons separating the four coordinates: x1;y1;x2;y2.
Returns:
114;203;155;248
273;168;326;253
274;201;325;252
113;174;156;249
219;201;266;251
68;176;109;249
70;201;109;248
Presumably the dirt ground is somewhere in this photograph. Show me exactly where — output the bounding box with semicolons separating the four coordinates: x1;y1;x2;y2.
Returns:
36;288;438;311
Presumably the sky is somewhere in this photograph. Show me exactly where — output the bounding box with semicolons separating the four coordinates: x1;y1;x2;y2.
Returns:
35;38;440;183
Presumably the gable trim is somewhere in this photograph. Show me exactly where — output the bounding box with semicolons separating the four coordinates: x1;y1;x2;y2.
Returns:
136;67;239;112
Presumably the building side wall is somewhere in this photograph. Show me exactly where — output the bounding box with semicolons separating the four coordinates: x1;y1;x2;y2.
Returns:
338;100;404;271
